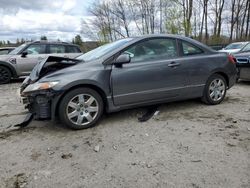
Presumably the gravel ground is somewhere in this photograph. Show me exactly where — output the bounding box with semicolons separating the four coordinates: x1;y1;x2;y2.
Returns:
0;81;249;188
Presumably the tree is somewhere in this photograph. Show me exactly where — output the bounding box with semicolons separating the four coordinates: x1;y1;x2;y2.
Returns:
86;0;250;43
40;36;47;40
177;0;193;36
73;35;83;46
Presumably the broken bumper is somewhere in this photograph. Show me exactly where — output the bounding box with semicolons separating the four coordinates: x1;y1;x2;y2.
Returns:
21;91;57;120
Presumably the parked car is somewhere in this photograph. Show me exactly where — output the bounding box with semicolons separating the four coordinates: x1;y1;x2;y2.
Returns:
234;43;250;81
219;42;249;54
20;35;237;130
0;41;82;84
0;47;15;55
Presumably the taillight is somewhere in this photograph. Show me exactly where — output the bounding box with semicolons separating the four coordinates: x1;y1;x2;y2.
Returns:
228;54;236;64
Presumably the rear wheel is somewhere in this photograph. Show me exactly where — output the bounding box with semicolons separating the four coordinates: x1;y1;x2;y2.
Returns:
202;74;227;105
59;88;104;130
0;66;11;84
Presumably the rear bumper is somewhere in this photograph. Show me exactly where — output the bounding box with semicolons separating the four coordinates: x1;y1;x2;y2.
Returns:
228;72;237;88
238;67;250;81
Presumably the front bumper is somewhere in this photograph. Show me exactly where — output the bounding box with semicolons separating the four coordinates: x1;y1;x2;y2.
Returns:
21;91;56;120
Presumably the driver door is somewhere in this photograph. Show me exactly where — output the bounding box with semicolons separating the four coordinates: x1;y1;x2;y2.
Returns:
111;38;188;106
16;44;47;76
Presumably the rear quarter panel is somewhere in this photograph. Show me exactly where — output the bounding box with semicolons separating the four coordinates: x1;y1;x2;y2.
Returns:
187;52;236;86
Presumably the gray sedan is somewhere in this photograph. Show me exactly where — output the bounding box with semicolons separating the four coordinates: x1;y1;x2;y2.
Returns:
20;35;237;129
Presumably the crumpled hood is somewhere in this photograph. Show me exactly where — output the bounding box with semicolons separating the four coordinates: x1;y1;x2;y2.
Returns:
20;56;83;92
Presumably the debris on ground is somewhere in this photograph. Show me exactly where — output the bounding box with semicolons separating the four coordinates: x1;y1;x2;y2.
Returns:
191;160;202;162
13;113;33;128
112;145;118;150
5;173;28;188
232;120;237;124
138;105;159;122
226;140;237;147
30;152;41;161
61;153;73;159
225;124;237;129
0;131;12;139
94;145;100;152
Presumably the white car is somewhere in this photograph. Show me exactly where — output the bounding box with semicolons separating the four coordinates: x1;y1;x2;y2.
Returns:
219;42;249;54
0;41;83;84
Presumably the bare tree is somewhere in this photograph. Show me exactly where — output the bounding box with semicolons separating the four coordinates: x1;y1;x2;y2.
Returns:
84;0;250;43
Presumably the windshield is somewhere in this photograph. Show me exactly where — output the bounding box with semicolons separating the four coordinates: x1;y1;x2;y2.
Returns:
225;43;246;50
241;43;250;52
9;43;27;55
77;38;133;62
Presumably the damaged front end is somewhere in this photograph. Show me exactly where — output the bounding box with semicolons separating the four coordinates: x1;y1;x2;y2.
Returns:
21;90;56;120
20;56;82;121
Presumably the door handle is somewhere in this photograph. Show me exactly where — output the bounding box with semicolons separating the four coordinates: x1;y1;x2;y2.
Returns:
168;62;180;68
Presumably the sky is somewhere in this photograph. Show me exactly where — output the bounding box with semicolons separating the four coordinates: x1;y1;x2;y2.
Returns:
0;0;94;42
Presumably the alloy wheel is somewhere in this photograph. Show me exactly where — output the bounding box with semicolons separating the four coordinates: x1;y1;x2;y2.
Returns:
0;67;10;83
66;94;99;126
209;78;226;102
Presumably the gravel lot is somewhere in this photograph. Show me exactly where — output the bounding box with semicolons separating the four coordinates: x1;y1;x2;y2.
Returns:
0;81;249;188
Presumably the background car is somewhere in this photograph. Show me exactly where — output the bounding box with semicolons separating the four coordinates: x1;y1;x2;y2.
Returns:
234;45;250;81
0;47;15;55
20;35;237;130
219;42;249;54
0;41;82;84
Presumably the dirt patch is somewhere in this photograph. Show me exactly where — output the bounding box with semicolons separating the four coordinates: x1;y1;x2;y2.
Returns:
5;173;29;188
0;82;249;188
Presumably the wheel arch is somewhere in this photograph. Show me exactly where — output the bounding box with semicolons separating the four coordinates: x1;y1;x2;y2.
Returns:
53;84;108;118
0;61;18;78
212;71;229;87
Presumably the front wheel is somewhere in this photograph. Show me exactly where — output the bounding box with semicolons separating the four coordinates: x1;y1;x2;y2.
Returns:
59;88;104;130
202;74;227;105
0;66;11;84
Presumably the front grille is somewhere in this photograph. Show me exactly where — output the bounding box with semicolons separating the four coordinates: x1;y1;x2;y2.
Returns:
236;58;248;64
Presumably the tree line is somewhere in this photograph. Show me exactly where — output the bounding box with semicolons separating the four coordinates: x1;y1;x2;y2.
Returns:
83;0;250;44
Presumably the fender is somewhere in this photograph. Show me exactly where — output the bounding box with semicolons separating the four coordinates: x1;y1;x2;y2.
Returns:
51;80;110;120
0;61;18;78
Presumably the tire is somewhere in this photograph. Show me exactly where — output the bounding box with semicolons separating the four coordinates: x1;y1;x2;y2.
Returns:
59;88;104;130
0;66;11;84
202;74;227;105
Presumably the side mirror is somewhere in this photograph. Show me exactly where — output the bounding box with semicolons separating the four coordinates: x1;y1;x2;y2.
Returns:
21;51;28;58
114;54;131;67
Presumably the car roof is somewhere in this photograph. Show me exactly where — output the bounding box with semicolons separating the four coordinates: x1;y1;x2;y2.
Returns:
0;47;15;50
26;41;80;47
229;41;249;45
127;34;214;52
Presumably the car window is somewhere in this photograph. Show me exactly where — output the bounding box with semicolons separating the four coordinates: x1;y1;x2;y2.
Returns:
123;38;178;63
0;50;9;55
49;45;66;53
181;41;203;56
66;46;81;53
9;43;27;55
77;38;133;62
25;44;46;55
241;43;250;52
225;43;246;50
